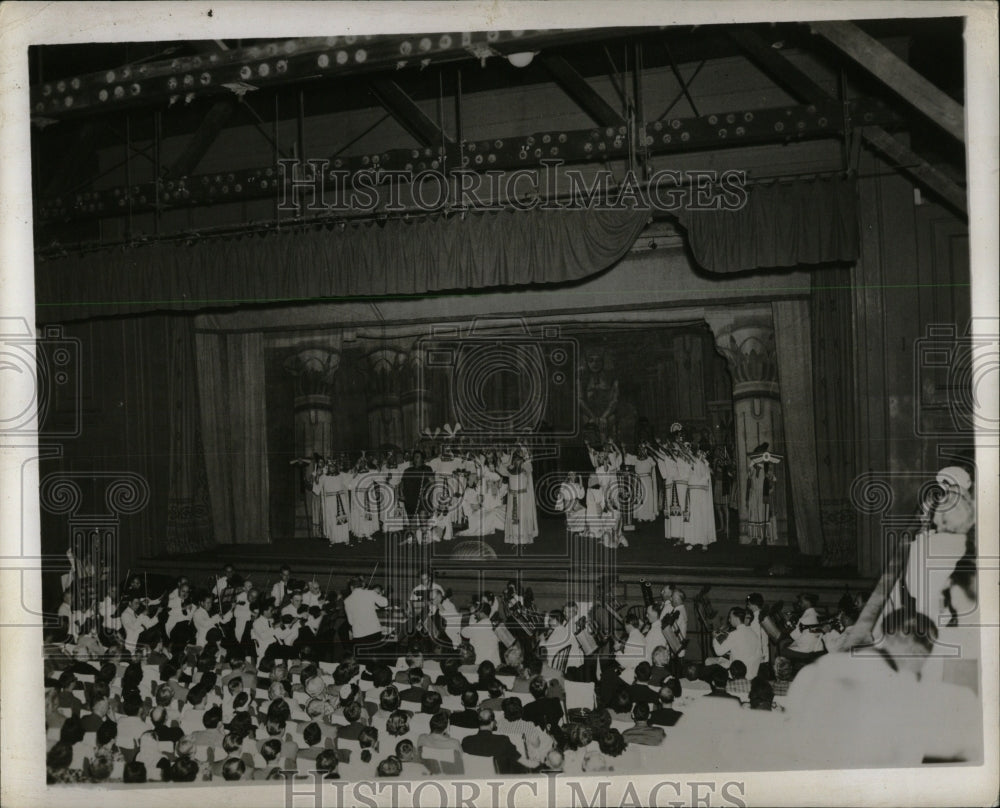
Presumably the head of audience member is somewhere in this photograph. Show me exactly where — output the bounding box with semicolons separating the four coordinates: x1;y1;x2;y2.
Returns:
87;753;115;783
90;696;110;720
377;756;402;777
581;751;609;772
772;656;793;683
499;697;523;723
59;716;85;745
222;757;246;781
406;667;425;688
202;706;223;730
379;685;401;713
477;660;496;683
565;722;593;751
260;739;282;765
301;721;322;749
395;738;418;763
598;728;627;758
358;726;379;763
460;689;479;710
485;680;505;701
416;689;440;716
429;711;450;736
342;701;364;726
529;675;551;702
632;701;652;725
651;646;670;669
170;756;199;782
504;643;524;669
729;660;748;682
96;719;118;749
657;685;676;707
611;688;633;715
386;710;410;738
476;707;497;732
683;662;702;682
634;661;652;684
314;749;340;780
122;761;147;783
709;667;731;692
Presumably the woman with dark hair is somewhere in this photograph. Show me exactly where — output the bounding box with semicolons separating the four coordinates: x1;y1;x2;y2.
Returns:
46;742;85;784
314;748;340;780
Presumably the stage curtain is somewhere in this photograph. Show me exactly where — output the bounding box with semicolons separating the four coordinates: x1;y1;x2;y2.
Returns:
194;331;271;544
35;207;650;322
772;299;824;556
810;267;858;567
165;317;214;554
675;176;858;275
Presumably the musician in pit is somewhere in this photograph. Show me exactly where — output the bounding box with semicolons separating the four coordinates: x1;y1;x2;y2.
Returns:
707;606;763;680
343;575;389;661
745;592;770;667
270;566;292;609
120;594;160;652
461;601;501;666
781;592;825;659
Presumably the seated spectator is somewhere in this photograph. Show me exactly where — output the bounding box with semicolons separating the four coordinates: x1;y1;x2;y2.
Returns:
725;660;751;702
749;676;775;711
313;748;341;780
770;656;794;696
117;693;148;749
460;708;521;772
377;755;403;777
122;760;147;783
395;739;430;777
649;646;672;687
597;727;641;771
495;697;533;742
46;742;85;784
649;686;683;727
398;668;428;705
521;676;563;731
222;757;247;781
79;696;110;734
339;726;379;780
448;689;482;729
191;706;225;747
608;687;634;724
706;666;742;702
622;702;666;746
681;662;712;694
385;710;411;739
337;701;369;742
628;662;662;705
480;679;507;711
417;711;463;773
168;755;200;783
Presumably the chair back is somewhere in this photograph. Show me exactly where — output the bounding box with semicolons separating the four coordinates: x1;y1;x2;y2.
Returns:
563;680;595;711
549;645;572;673
463;753;497;777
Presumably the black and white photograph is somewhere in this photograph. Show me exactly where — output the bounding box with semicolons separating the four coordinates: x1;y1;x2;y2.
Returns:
1;2;997;806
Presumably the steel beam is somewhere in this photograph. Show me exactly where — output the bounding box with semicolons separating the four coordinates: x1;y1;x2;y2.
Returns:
30;29;651;121
540;55;625;128
35;97;897;224
163;99;237;179
368;78;454;147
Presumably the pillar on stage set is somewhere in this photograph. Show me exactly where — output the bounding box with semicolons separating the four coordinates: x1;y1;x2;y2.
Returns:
706;308;788;545
401;341;440;450
366;344;407;450
283;347;341;535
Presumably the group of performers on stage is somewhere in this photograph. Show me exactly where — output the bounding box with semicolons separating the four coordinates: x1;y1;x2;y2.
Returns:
303;439;539;549
299;421;750;553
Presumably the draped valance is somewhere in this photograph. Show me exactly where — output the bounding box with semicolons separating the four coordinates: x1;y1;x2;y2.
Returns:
35;207;649;322
674;175;859;275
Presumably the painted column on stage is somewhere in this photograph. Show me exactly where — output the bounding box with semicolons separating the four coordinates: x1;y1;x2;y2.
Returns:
365;344;407;450
707;309;788;545
284;347;341;536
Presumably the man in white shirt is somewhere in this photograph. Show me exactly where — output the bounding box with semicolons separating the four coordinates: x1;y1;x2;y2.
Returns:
165;582;194;638
745;592;770;667
343;576;388;660
302;579;327;609
192;592;232;648
409;572;445;606
270;566;292;609
282;591;305;620
120;595;160;652
461;604;502;666
708;606;762;680
98;584;122;639
784;592;825;657
430;589;462;649
252;603;277;660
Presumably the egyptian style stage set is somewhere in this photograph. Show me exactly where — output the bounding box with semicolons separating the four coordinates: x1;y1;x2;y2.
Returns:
32;22;971;627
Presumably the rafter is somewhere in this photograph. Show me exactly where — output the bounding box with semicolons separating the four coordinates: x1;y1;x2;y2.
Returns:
368;78;454;148
163;99;237;179
732;28;966;217
810;20;964;143
540;55;625;128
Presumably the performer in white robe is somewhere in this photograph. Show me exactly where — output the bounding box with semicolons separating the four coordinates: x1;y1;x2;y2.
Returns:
651;431;693;542
500;448;538;545
625;445;659;523
476;454;506;532
685;450;716;549
313;462;352;546
745;445;781;545
348;460;381;541
555;473;587;537
587;442;625;545
457;475;504;537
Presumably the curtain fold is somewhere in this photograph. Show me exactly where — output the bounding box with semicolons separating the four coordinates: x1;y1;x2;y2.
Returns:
36;207;650;322
675;176;859;274
165;318;215;553
772;300;824;556
194;331;271;545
